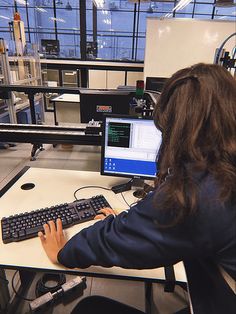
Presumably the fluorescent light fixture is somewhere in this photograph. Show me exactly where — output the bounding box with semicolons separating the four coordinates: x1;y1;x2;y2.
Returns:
164;13;172;18
36;7;47;13
50;17;66;23
15;0;29;5
173;0;192;12
0;15;10;20
93;0;104;8
103;18;111;24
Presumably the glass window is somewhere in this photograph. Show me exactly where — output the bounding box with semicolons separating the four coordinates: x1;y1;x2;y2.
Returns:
194;14;212;19
56;7;80;30
196;0;214;3
214;6;236;16
34;7;55;30
194;3;213;15
0;6;13;28
1;0;233;62
175;13;194;18
135;36;145;61
58;33;80;58
174;3;195;14
96;4;134;60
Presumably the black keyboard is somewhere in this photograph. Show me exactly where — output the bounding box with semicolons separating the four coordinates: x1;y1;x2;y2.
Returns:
1;195;111;244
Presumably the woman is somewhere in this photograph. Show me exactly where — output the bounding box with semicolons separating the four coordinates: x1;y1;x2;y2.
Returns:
38;63;236;314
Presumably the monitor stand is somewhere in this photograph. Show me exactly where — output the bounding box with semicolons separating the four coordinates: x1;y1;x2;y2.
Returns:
111;178;154;199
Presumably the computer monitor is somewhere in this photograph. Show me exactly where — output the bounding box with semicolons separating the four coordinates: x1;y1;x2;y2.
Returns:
41;39;60;56
145;77;168;92
79;90;134;123
101;115;162;180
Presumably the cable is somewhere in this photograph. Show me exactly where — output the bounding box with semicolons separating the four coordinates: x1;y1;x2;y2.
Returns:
121;191;131;208
35;273;66;297
11;270;34;302
0;275;8;283
214;32;236;64
73;185;112;201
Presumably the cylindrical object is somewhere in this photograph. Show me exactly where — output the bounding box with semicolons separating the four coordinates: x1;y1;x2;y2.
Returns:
136;80;144;98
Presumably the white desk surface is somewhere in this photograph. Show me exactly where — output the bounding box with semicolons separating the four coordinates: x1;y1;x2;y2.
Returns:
52;94;80;103
0;167;186;283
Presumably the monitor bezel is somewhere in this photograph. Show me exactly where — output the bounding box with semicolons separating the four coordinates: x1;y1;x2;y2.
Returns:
101;114;159;180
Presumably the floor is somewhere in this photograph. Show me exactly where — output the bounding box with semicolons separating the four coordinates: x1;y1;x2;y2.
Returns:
0;138;189;313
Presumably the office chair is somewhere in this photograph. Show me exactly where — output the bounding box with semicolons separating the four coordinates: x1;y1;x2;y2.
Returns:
70;295;145;314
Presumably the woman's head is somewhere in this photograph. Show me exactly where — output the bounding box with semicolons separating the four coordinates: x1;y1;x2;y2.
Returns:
154;63;236;221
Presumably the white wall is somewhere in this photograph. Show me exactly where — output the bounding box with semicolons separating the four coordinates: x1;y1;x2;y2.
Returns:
144;18;236;79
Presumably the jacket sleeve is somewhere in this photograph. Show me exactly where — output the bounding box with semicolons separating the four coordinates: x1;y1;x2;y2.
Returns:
57;191;206;269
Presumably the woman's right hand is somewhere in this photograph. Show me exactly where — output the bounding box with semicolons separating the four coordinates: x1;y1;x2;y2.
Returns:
94;207;117;220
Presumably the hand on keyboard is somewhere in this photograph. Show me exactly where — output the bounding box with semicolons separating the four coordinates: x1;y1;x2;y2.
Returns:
38;218;67;264
1;195;112;244
94;207;116;220
38;207;116;264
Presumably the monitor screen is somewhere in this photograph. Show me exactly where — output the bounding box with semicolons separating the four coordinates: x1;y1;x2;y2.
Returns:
101;115;162;179
145;77;167;92
41;39;60;56
79;90;134;123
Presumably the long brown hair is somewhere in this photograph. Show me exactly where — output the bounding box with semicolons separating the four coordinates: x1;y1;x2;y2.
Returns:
154;63;236;225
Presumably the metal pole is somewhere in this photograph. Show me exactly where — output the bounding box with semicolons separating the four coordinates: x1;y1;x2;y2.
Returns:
0;38;17;124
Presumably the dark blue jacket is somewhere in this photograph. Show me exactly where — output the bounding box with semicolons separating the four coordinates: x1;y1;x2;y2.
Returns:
58;173;236;314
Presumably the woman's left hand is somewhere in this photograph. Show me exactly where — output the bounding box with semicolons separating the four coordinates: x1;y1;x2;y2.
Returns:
38;218;67;264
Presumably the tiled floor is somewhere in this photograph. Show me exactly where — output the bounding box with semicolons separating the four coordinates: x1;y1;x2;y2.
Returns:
0;142;189;314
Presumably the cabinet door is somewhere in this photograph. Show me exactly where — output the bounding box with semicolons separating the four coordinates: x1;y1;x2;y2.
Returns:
62;70;78;87
88;70;107;88
127;71;144;86
107;71;125;89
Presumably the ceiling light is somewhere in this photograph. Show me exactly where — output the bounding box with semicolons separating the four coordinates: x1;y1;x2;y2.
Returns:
93;0;104;8
36;7;47;13
0;15;10;20
50;17;66;23
15;0;28;5
172;0;192;12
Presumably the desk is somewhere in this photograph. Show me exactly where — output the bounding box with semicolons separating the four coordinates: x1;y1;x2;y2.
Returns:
51;94;80;125
0;167;188;312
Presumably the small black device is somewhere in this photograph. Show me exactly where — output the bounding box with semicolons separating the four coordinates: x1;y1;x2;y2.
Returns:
145;76;167;92
1;195;111;244
79;89;133;123
41;39;60;56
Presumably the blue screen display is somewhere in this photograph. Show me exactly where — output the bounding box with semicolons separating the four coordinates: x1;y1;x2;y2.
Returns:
104;158;157;177
102;116;162;179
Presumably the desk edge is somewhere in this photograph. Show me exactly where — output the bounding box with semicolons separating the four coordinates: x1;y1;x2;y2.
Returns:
0;166;30;198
